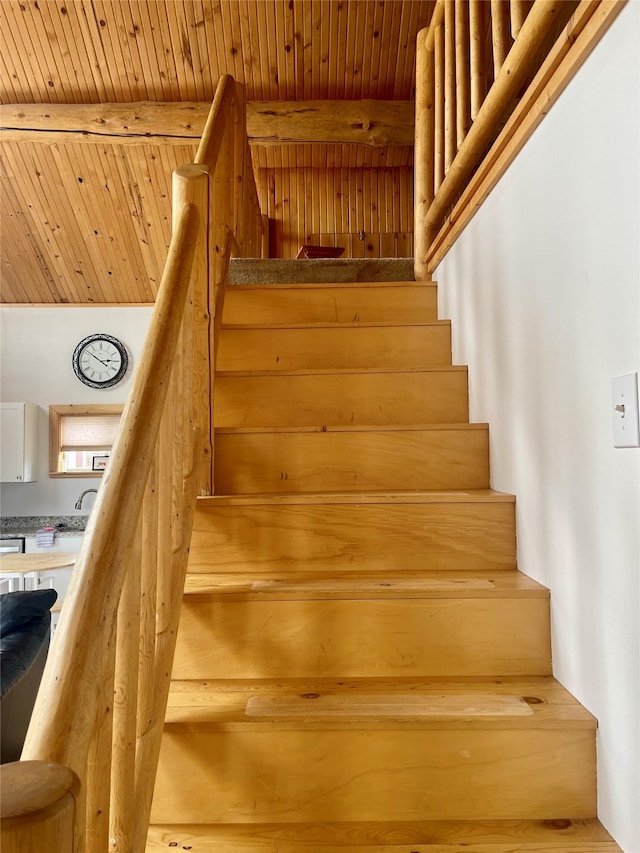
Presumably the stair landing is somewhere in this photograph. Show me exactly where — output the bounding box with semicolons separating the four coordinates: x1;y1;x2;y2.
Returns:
147;818;621;851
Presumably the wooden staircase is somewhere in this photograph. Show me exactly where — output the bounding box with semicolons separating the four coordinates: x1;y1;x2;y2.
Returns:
146;273;620;851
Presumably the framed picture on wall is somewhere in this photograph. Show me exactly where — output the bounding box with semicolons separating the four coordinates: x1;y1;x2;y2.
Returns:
92;454;110;472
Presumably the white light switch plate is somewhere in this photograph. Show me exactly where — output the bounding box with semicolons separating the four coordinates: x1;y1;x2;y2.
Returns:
612;373;640;448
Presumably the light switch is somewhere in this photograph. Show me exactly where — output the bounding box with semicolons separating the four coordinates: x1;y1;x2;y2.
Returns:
612;373;640;448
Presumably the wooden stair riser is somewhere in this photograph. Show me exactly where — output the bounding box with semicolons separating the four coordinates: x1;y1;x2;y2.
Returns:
222;283;439;326
216;324;452;372
151;728;595;824
214;428;489;494
172;598;551;679
189;500;517;574
215;369;469;428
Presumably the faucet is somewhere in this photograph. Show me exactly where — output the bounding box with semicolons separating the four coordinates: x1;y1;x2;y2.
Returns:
75;488;98;510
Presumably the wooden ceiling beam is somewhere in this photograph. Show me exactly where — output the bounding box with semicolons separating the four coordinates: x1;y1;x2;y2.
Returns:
0;101;414;148
247;101;413;147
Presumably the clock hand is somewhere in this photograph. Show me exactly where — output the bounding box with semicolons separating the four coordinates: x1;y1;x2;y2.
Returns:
87;351;110;368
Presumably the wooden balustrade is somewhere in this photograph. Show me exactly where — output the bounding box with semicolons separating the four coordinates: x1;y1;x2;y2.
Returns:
1;75;264;853
414;0;627;279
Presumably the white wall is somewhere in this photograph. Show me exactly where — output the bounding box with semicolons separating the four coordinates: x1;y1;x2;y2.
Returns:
0;306;152;517
435;5;639;850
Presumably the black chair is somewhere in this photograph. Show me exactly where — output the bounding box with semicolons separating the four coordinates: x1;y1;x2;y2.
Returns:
0;588;58;763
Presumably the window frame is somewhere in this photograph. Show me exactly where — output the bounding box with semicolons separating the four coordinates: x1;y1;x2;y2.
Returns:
49;404;124;479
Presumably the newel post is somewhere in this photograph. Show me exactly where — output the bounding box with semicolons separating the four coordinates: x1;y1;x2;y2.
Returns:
0;761;80;853
414;26;434;282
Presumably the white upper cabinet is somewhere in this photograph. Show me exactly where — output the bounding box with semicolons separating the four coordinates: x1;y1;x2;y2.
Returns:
0;403;38;483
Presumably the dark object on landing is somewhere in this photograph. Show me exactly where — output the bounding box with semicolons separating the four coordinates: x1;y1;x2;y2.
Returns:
296;244;345;259
0;588;58;763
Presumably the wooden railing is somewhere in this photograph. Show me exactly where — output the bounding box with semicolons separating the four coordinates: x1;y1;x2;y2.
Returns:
414;0;625;277
0;75;263;853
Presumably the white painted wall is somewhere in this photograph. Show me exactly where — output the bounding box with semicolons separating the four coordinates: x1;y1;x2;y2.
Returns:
435;5;639;850
0;306;152;517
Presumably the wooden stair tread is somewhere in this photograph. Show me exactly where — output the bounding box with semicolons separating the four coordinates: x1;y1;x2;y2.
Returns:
214;423;487;435
146;818;620;851
226;280;436;289
216;365;468;377
221;322;450;331
182;571;546;600
196;489;516;507
222;320;450;330
163;676;596;729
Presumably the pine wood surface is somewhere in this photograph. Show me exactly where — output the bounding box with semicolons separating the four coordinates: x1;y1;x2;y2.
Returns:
256;166;414;260
163;675;594;728
172;595;550;679
0;100;414;149
188;492;516;574
222;283;438;326
182;571;545;600
151;726;595;823
148;272;612;844
424;0;627;273
214;425;489;494
196;489;515;505
214;367;469;428
216;322;452;372
0;761;78;853
147;818;620;851
0;2;434;301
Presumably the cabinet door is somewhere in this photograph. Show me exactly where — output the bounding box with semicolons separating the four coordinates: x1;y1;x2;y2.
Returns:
0;403;37;482
0;403;24;481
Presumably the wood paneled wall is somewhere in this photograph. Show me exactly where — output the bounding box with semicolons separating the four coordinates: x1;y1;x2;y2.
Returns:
257;167;414;259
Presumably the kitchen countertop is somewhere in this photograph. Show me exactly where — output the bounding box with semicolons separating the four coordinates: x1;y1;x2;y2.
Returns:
0;516;88;538
0;553;77;573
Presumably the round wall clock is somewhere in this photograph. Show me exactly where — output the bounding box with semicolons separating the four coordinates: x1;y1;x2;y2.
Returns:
72;333;129;389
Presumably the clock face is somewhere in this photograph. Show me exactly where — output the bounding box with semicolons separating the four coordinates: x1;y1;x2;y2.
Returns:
72;334;129;389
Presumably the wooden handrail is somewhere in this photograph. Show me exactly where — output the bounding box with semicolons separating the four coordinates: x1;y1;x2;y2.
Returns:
22;201;200;771
3;74;265;853
414;0;616;278
195;73;236;167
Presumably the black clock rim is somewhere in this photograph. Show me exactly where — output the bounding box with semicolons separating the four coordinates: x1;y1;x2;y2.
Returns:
72;333;129;390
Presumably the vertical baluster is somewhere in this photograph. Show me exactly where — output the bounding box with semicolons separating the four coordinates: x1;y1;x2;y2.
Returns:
414;26;434;280
434;23;445;192
154;381;175;651
85;617;116;853
132;332;202;853
491;0;512;78
510;0;531;39
233;86;246;250
261;213;270;258
171;343;186;554
469;0;487;120
110;523;142;852
131;400;172;853
211;129;234;365
455;0;471;147
136;450;158;748
444;0;456;173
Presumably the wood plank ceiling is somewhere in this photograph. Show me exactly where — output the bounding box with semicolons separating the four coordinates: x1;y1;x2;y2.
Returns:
0;1;435;303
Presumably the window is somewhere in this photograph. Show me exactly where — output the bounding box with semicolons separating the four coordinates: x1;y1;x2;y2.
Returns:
49;404;123;478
